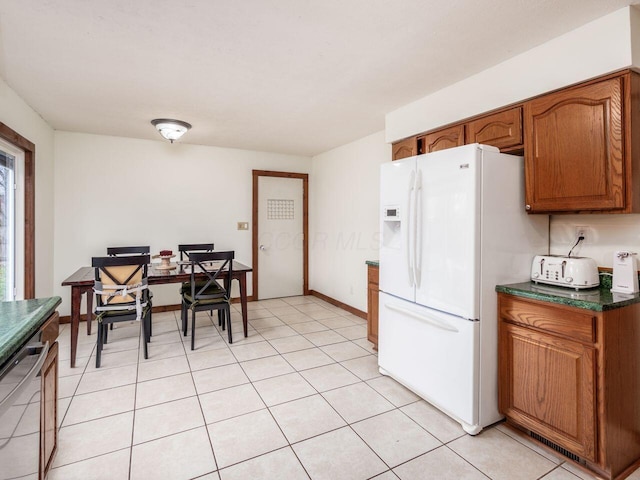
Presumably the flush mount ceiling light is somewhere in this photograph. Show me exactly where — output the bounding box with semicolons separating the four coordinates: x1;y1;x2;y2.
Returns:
151;118;192;143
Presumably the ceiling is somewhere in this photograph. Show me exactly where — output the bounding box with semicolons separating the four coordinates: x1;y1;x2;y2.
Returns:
0;0;637;156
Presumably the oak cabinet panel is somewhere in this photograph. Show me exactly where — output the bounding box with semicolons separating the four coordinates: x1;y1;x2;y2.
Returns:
421;124;464;153
500;322;596;461
466;107;523;151
39;311;59;479
392;137;418;161
40;341;58;479
524;76;625;212
367;265;379;349
498;298;595;343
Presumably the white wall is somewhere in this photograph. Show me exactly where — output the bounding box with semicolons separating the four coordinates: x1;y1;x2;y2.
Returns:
385;5;640;269
0;77;56;298
386;7;634;143
310;131;390;312
549;215;640;267
53;132;310;316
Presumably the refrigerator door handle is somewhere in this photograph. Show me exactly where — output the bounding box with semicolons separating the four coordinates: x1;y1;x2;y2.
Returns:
384;303;459;333
407;170;416;286
414;169;422;288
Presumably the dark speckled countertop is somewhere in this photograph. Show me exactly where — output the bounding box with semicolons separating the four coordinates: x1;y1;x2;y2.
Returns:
496;274;640;312
366;260;379;267
0;297;61;368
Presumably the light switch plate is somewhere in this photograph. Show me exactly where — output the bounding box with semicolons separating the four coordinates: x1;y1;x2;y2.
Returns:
237;222;249;230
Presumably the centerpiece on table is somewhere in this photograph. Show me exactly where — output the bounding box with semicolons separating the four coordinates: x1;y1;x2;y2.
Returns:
152;249;176;270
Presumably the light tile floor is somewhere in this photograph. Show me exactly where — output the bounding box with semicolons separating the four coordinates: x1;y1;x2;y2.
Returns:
49;296;639;480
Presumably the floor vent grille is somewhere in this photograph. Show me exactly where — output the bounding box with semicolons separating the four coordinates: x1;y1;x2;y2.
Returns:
528;431;585;465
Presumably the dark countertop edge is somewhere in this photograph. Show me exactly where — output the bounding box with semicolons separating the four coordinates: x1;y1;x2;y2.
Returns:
0;296;62;369
24;297;62;339
366;260;379;267
495;283;640;312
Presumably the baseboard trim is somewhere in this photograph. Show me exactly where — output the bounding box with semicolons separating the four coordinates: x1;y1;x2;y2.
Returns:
309;290;366;319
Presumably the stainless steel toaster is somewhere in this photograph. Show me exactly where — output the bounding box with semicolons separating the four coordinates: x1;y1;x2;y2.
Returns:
531;255;599;290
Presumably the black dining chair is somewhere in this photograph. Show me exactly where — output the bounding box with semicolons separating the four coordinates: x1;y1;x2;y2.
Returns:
104;245;153;335
178;243;218;317
92;255;152;367
86;246;153;336
181;251;234;349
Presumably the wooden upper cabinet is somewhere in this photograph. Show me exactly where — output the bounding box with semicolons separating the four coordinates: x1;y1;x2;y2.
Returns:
524;76;625;213
390;70;640;213
421;124;464;153
466;107;523;151
392;137;418;161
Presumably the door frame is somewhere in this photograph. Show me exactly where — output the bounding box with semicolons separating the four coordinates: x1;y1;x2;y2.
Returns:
252;170;309;300
0;122;35;299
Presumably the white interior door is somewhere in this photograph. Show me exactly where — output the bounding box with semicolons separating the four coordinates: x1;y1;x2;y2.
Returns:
258;176;303;299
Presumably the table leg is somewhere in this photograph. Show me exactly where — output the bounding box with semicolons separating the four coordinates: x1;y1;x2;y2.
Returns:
86;290;93;335
238;272;248;337
70;286;82;368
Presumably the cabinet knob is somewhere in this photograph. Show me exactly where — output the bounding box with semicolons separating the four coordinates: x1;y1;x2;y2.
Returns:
525;204;531;211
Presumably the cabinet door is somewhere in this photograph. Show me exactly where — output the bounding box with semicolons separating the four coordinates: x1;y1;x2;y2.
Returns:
392;137;418;161
40;341;58;479
421;124;464;153
524;76;624;212
367;265;379;349
466;107;522;151
499;322;596;461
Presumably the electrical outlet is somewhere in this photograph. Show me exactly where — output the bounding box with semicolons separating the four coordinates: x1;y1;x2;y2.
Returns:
237;222;249;231
575;225;589;243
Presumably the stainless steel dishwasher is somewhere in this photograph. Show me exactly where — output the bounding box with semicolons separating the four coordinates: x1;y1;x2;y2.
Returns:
0;331;49;480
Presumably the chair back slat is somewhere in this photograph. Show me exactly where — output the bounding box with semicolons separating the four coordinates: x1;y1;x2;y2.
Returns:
107;246;150;256
93;255;150;306
179;243;214;261
188;251;234;299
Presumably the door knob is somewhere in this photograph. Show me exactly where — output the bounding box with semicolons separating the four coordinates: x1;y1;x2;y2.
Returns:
259;245;266;251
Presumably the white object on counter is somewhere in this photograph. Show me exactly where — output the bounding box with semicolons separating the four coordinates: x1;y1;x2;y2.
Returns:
530;255;599;290
611;251;639;294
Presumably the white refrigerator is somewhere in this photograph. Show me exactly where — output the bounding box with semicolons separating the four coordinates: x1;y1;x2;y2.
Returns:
379;143;548;434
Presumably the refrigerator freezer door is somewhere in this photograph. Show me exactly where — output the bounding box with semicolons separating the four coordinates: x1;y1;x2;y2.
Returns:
378;292;480;431
380;157;417;302
415;145;481;319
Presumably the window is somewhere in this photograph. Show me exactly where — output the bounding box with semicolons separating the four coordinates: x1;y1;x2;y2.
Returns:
0;139;24;300
0;122;34;299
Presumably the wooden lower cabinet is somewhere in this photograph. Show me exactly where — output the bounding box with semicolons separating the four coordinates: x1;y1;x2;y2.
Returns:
498;294;640;479
500;322;596;461
40;341;58;479
40;312;59;479
367;264;379;349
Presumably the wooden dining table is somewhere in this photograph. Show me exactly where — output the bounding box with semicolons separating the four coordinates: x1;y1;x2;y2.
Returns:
61;260;252;367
